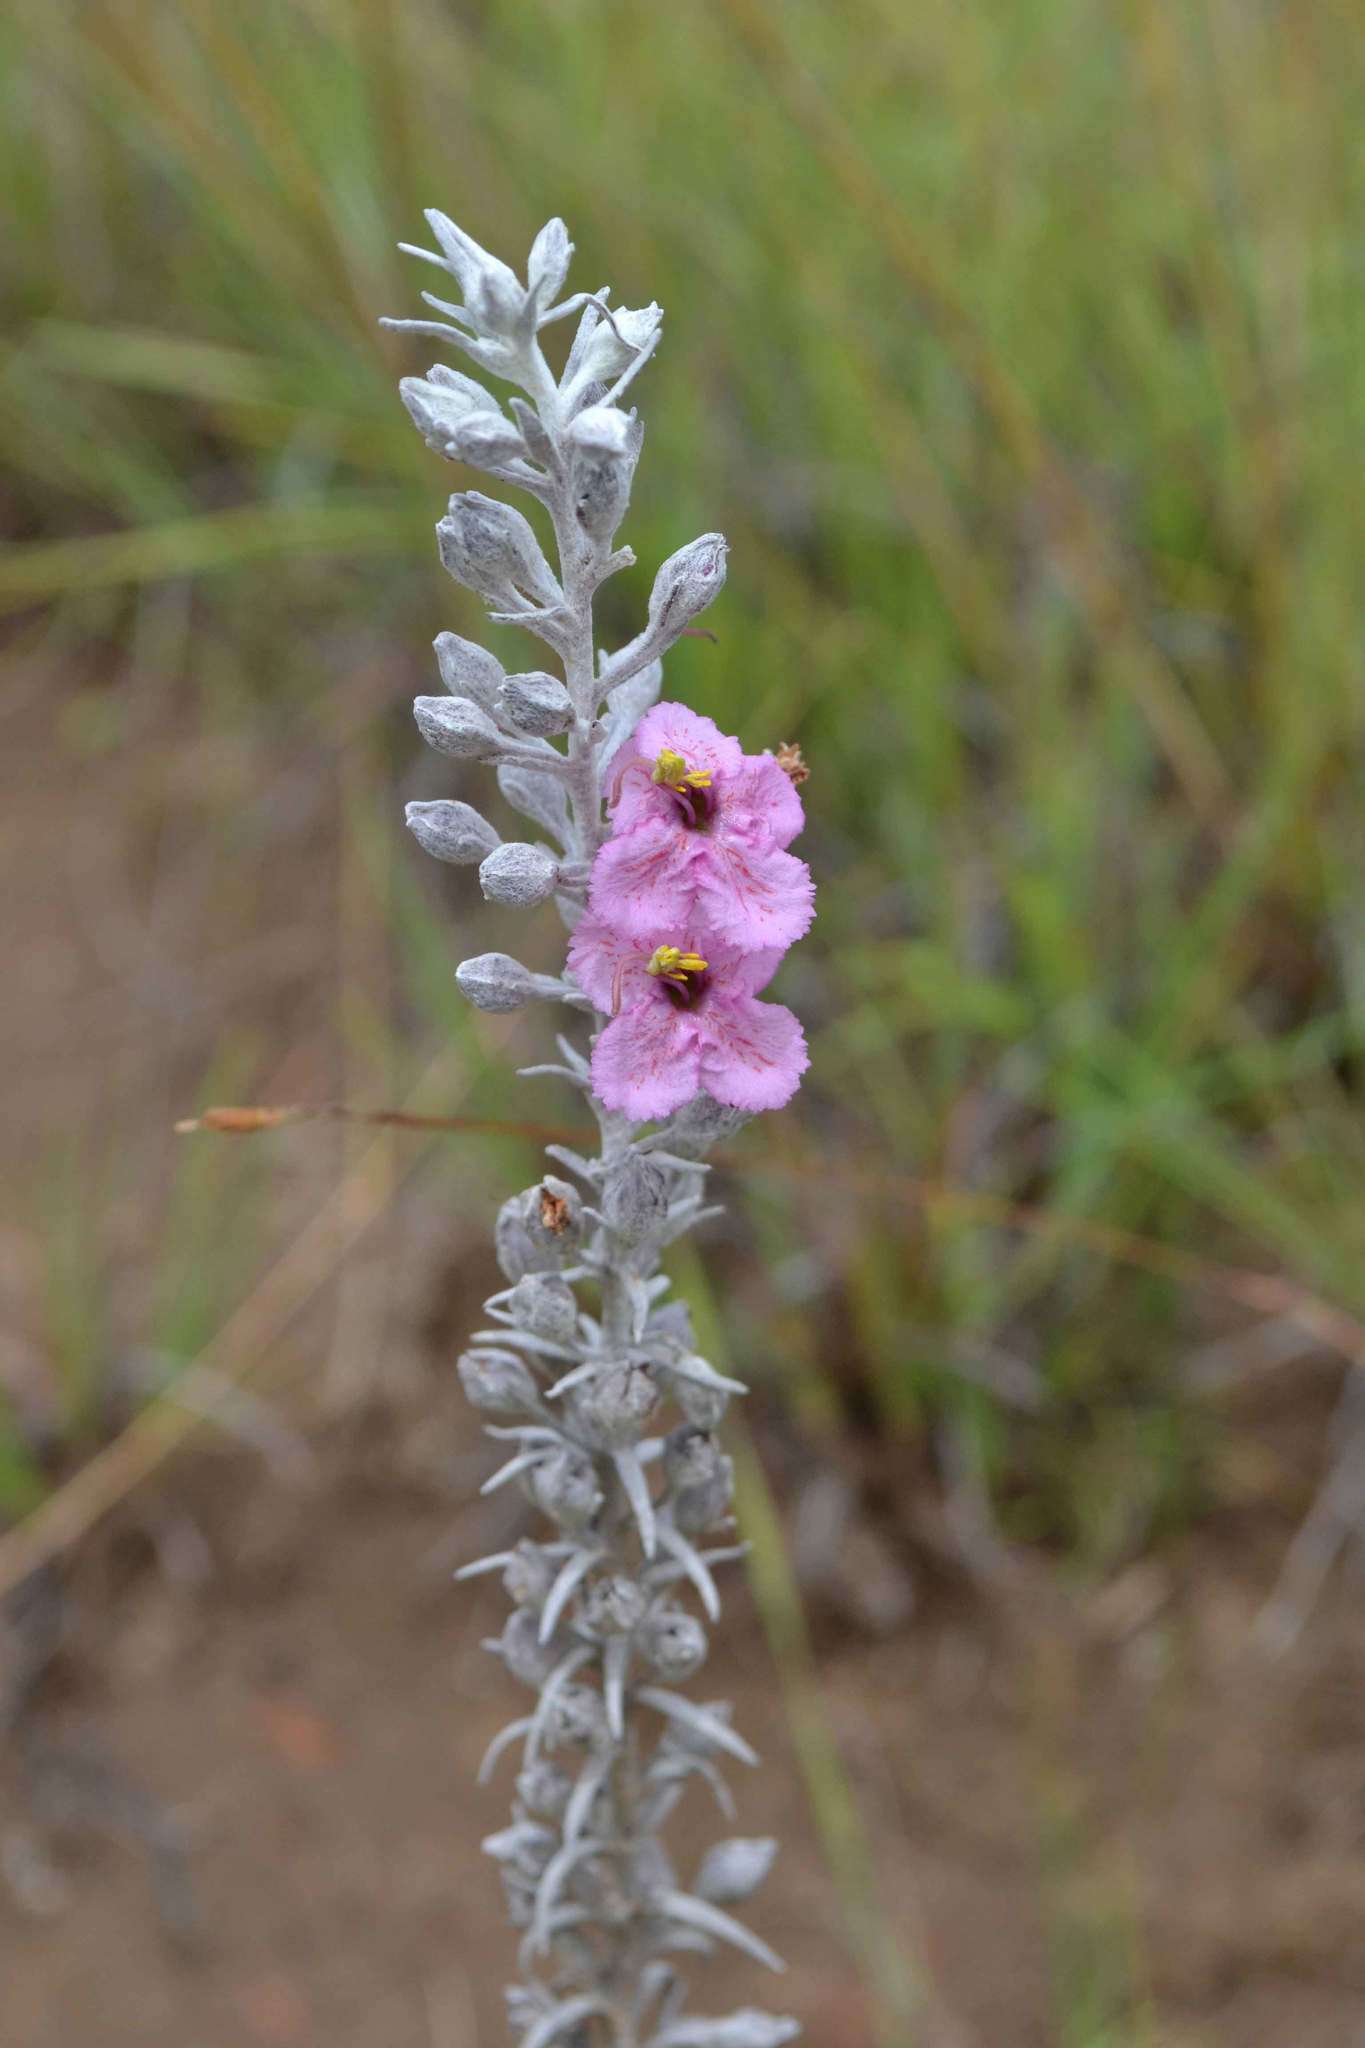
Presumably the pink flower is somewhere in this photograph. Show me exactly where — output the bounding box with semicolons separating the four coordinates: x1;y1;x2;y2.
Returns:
567;913;809;1120
590;702;815;952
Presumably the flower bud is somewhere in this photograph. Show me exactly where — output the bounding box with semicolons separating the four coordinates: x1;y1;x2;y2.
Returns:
663;1425;727;1493
456;952;536;1012
506;1273;578;1343
664;1092;753;1158
521;1176;583;1253
640;1607;708;1682
437;492;561;609
569;404;641;544
424;208;529;337
433;630;505;712
603;1154;670;1244
579;1572;647;1638
400;365;498;452
526;217;573;311
574;1362;660;1449
671;1468;734;1533
528;1446;604;1531
496;671;573;737
694;1837;778;1905
516;1760;573;1820
669;1372;731;1431
541;1682;605;1750
457;1347;539;1415
502;1539;555;1607
574;302;663;385
404;799;501;865
449;410;527;467
646;532;728;643
497;1605;561;1687
413;694;503;760
478;841;560;908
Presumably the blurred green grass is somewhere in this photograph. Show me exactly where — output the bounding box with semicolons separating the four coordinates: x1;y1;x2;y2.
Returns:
4;0;1365;1567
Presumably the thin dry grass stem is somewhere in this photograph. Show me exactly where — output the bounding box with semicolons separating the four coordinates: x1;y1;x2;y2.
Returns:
0;1052;469;1602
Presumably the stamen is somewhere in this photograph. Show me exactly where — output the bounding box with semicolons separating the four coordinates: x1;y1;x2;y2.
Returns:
650;747;713;796
645;944;709;998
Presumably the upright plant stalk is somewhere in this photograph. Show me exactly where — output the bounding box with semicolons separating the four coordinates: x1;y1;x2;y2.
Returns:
386;210;814;2048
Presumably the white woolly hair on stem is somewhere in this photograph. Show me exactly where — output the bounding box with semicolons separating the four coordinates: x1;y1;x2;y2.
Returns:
387;209;808;2048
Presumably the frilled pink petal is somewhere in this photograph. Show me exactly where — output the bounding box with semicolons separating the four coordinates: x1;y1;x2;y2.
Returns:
608;702;744;834
719;753;806;850
566;913;652;1013
588;819;702;940
720;944;788;998
692;839;815;952
698;994;808;1112
632;702;744;780
592;1000;702;1119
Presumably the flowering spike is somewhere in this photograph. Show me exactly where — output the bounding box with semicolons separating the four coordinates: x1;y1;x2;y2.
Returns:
385;206;807;2034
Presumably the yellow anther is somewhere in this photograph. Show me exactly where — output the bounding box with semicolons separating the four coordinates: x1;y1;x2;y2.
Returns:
650;747;712;794
645;945;709;981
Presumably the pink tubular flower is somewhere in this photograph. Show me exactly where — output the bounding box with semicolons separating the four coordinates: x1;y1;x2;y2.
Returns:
590;702;815;952
567;913;809;1121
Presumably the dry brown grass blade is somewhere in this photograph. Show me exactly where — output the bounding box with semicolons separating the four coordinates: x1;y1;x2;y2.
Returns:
0;1059;476;1600
176;1102;594;1143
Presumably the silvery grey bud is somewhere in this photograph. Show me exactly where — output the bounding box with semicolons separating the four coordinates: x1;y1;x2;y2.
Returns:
663;1425;727;1493
526;217;572;310
541;1682;605;1749
604;1154;670;1244
478;842;559;908
434;630;505;712
497;1606;561;1687
455;952;536;1012
457;1347;539;1415
423;209;529;336
400;365;498;452
579;1573;647;1638
506;1273;578;1343
575;302;663;385
495;1192;566;1279
449;410;527;467
671;1441;736;1540
640;1607;708;1682
437;492;561;608
670;1372;731;1431
496;671;573;737
574;1361;660;1448
521;1176;583;1253
413;694;503;760
516;1761;573;1820
500;1867;536;1926
502;1539;555;1607
659;2014;800;2048
569;404;641;544
528;1446;604;1530
646;532;728;642
694;1837;778;1905
404;799;501;865
665;1091;753;1158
